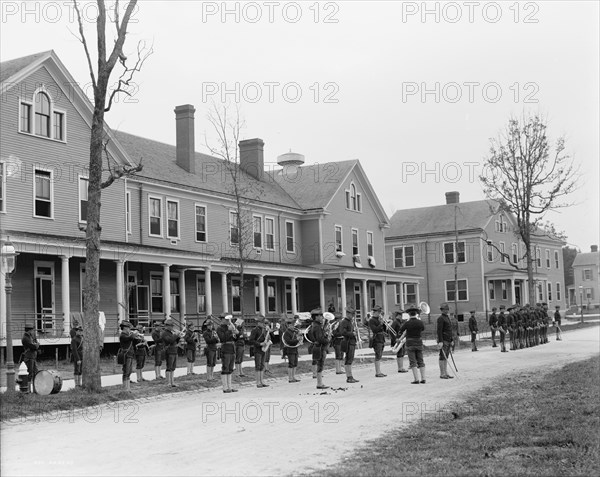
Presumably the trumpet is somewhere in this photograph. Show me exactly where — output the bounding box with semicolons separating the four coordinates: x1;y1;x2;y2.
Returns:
380;315;397;337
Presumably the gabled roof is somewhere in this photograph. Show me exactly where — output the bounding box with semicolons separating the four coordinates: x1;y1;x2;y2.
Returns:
114;131;302;210
0;51;52;83
572;252;600;268
387;199;498;238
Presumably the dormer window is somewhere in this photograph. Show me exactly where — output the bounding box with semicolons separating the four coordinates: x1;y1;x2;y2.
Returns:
345;182;362;212
495;214;507;233
35;92;51;137
20;88;66;142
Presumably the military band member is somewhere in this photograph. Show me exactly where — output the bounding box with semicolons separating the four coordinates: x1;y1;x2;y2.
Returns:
489;307;498;347
436;303;454;379
151;320;165;379
450;313;460;352
554;305;562;340
249;315;270;388
468;310;479;352
71;325;83;387
184;322;199;375
119;320;137;392
330;312;345;374
21;324;39;389
264;322;275;375
339;307;359;383
368;305;387;378
306;309;330;389
161;318;180;388
497;305;508;352
391;311;408;372
282;316;302;383
217;315;238;393
134;324;148;383
202;318;219;381
517;306;526;349
234;318;247;377
506;306;516;350
541;303;550;344
399;304;426;384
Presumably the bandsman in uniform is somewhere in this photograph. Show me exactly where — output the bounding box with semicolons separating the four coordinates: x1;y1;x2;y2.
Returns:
468;310;479;352
21;324;40;389
339;307;359;383
151;320;165;379
330;312;345;374
497;305;508;352
399;304;426;384
282;316;302;383
161;318;180;387
71;325;83;387
119;320;138;392
541;303;549;344
202;318;219;381
249;315;270;388
391;311;408;372
234;318;247;377
184;322;199;375
134;324;149;383
517;305;526;349
306;308;330;389
554;305;562;340
450;312;460;352
489;307;498;347
368;305;387;377
216;314;238;393
436;303;454;379
506;306;516;350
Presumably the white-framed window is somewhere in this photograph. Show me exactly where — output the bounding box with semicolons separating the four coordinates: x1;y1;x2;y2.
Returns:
0;161;6;213
351;228;359;255
444;241;466;264
487;244;494;262
34;169;53;218
488;281;495;300
166;199;179;239
334;225;343;252
253;215;263;249
148;196;162;237
345;182;361;212
556;283;561;302
547;282;552;301
20;89;66;141
231;277;241;313
545;249;551;268
537;282;544;302
445;279;468;302
499;242;506;263
150;274;163;314
583;269;592;280
285;280;299;313
197;276;206;313
125;191;131;234
554;250;560;269
367;231;374;256
267;279;276;313
285;220;295;252
79;263;86;312
170;276;180;313
265;217;275;250
394;283;402;305
53;111;65;141
495;214;507;232
535;247;541;268
20;101;32;133
195;204;207;242
501;280;507;300
230;211;239;245
512;243;518;264
254;279;261;313
404;283;417;304
584;288;594;300
393;245;415;268
78;176;88;222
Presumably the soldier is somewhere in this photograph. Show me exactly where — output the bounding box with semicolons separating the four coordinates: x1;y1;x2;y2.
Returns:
134;324;149;383
21;324;40;389
70;325;83;387
436;303;454;379
517;305;527;349
399;304;426;384
184;322;198;375
391;311;408;372
368;305;387;378
249;315;270;388
489;307;498;347
497;305;508;352
450;312;460;352
541;303;550;344
339;307;359;384
468;310;478;352
506;306;516;350
234;318;247;378
306;309;330;389
151;320;165;379
216;315;238;393
554;305;562;340
202;318;219;381
118;320;137;392
330;312;345;375
282;316;302;383
161;318;180;388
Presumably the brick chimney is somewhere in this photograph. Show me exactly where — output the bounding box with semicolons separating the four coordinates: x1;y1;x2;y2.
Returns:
592;245;598;253
445;191;460;204
174;104;196;173
239;138;264;180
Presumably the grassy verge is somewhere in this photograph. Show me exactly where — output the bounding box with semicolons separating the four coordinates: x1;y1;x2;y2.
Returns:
313;356;600;477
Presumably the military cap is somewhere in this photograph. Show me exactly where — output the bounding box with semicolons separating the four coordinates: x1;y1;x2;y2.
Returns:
285;315;295;324
499;305;506;310
164;318;174;327
555;305;561;309
120;320;133;328
372;305;382;312
24;323;34;330
345;306;356;314
75;325;83;331
333;312;342;319
404;303;420;314
470;309;476;314
310;308;323;315
492;307;497;311
440;302;450;310
187;322;195;329
256;315;266;323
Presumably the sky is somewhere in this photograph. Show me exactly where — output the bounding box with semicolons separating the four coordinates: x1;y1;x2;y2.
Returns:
1;0;598;251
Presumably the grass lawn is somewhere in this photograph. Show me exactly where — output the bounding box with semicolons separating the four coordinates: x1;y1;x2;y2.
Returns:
313;356;600;477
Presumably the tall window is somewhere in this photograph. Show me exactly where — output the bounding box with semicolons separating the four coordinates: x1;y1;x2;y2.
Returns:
394;283;402;305
444;241;466;264
79;177;88;222
367;231;374;256
254;280;261;313
554;250;560;269
285;221;295;252
335;225;343;252
231;278;241;313
265;217;274;250
499;242;506;263
34;169;52;218
267;279;276;313
495;214;507;232
197;277;206;313
547;282;552;301
394;246;414;268
487;244;494;262
537;282;544;301
253;216;262;248
404;283;417;304
512;243;518;264
126;191;131;234
346;182;361;212
285;280;299;313
35;92;51;137
583;269;592;280
149;197;162;236
170;277;180;313
195;205;207;242
535;247;541;267
20;103;31;133
488;281;495;300
53;111;64;140
351;228;359;255
230;211;239;245
167;200;179;239
445;279;468;301
545;249;551;268
150;276;163;313
0;161;5;213
501;280;507;300
556;283;561;301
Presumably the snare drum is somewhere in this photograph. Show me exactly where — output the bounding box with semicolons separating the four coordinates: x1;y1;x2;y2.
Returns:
34;370;63;395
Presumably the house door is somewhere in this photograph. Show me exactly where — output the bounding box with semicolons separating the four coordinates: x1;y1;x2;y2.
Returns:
514;282;522;305
369;283;376;310
354;284;362;319
34;262;55;332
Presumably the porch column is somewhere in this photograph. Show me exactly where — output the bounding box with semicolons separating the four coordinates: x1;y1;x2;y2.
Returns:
115;260;124;324
523;280;529;305
416;282;421;304
0;270;5;338
221;272;228;312
485;280;491;311
291;277;298;315
61;256;71;334
361;279;368;316
319;278;325;311
258;274;266;316
179;270;186;322
510;278;516;306
382;280;388;314
162;263;171;319
340;275;347;314
205;267;213;316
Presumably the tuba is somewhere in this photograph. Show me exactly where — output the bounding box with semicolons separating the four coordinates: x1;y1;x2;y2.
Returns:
282;322;304;348
419;301;430;315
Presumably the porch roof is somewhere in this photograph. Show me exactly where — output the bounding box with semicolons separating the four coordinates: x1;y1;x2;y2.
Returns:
485;267;548;281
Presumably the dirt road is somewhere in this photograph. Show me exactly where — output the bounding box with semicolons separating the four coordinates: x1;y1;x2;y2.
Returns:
2;326;598;477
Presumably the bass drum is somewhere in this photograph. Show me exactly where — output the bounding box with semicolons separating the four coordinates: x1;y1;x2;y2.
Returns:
34;370;63;395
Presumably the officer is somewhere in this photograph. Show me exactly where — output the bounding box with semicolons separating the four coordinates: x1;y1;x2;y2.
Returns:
339;306;359;383
21;324;40;388
553;305;562;341
468;310;478;352
436;303;454;379
306;308;330;389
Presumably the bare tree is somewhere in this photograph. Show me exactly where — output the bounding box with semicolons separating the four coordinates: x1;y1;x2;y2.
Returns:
479;114;579;302
74;0;149;391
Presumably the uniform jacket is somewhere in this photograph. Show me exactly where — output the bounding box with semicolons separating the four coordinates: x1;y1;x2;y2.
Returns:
282;327;300;351
119;330;136;358
184;329;198;351
436;313;453;343
249;325;268;352
160;329;179;355
339;317;357;345
468;316;478;333
203;328;219;350
22;331;39;359
217;324;235;354
368;316;386;344
71;335;83;361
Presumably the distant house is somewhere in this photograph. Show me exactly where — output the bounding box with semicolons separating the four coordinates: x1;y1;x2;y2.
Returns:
384;191;566;321
0;51;420;347
569;246;600;310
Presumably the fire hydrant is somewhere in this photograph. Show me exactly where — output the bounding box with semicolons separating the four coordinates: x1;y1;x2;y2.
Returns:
17;362;30;393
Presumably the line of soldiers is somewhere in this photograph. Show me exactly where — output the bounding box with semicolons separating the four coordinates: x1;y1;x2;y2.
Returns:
487;302;556;353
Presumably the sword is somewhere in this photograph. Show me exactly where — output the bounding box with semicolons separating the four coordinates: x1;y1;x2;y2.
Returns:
449;348;459;374
441;347;458;379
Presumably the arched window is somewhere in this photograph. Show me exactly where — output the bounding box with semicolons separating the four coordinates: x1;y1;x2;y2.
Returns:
20;88;65;141
350;184;357;210
35;92;51;137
